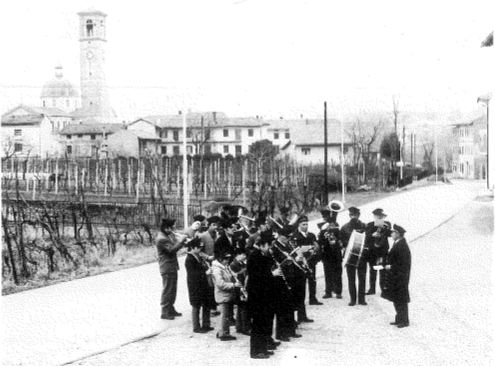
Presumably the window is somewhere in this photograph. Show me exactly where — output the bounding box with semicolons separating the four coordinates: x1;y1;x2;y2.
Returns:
78;134;83;139
14;129;21;136
14;143;22;152
67;134;72;140
235;145;242;156
223;129;229;137
86;20;94;37
173;146;180;155
67;146;72;154
43;101;46;107
461;146;465;155
187;146;193;154
248;129;254;137
161;146;167;154
205;130;211;140
274;130;279;139
173;130;179;141
186;129;192;138
302;148;311;155
224;145;229;154
285;131;290;139
205;145;212;154
91;134;96;140
161;130;168;138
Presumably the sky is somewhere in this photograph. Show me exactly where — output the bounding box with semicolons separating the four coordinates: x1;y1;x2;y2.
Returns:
0;0;493;130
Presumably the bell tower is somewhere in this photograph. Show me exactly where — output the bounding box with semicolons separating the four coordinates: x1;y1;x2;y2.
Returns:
78;10;114;122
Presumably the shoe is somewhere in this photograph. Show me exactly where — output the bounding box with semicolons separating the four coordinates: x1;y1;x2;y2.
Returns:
251;353;269;359
366;290;375;295
160;314;175;320
202;326;214;332
390;322;398;325
219;335;237;341
238;330;251;336
336;294;343;299
397;323;409;328
277;336;291;342
268;341;281;347
211;310;220;316
348;302;356;306
299;318;314;323
264;351;275;356
193;328;208;333
172;310;182;317
309;300;324;305
290;333;302;338
358;302;368;306
322;294;333;299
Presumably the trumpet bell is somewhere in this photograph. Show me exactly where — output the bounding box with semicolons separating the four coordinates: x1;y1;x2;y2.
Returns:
328;200;345;213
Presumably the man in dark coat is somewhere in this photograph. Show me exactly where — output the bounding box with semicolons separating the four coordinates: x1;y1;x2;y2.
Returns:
381;224;411;328
246;232;280;359
292;215;322;307
214;218;239;259
340;207;367;306
319;222;343;299
365;208;391;295
185;238;214;333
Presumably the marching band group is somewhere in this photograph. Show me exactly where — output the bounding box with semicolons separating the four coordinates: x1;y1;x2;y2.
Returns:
155;203;411;359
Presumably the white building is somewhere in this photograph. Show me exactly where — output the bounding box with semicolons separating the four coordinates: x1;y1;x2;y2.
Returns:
1;105;72;158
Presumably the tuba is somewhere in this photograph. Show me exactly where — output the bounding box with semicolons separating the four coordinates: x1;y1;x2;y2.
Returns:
328;200;345;223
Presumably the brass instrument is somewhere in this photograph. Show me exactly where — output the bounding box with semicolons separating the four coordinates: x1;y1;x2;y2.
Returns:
231;269;248;301
268;215;284;229
269;248;292;291
239;215;255;222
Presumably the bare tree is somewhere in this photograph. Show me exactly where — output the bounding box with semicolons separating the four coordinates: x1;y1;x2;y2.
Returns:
392;95;400;134
347;118;384;183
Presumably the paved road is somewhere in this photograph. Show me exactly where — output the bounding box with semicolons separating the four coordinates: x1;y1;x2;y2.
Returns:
1;180;491;366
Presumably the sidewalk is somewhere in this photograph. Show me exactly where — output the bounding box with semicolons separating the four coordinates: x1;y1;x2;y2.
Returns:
1;180;488;366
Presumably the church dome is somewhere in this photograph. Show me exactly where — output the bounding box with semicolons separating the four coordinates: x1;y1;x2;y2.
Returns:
41;64;79;98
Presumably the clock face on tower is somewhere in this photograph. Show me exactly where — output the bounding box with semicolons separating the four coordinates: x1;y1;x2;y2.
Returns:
86;51;94;60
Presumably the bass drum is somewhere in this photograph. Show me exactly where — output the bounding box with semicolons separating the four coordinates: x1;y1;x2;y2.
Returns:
343;230;367;267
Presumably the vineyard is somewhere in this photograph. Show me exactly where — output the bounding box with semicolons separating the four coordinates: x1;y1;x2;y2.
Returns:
2;154;329;289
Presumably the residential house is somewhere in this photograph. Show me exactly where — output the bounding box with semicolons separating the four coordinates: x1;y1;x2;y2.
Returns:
59;123;123;158
451;115;488;179
128;112;269;157
106;129;161;157
275;119;354;165
1;105;73;158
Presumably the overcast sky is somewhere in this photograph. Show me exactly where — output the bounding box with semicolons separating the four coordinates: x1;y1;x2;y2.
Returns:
0;0;492;128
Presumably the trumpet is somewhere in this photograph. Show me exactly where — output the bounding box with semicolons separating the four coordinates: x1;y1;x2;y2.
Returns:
239;215;255;222
268;215;284;229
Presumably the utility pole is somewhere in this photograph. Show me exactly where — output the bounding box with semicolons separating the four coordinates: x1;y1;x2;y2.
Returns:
323;102;328;205
182;111;188;228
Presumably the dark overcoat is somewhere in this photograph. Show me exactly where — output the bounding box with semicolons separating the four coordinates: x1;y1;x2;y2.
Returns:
381;238;411;304
185;253;214;307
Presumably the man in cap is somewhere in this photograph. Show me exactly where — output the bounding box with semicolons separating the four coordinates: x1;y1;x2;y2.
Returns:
247;230;281;359
340;207;367;306
319;221;343;299
293;215;322;309
156;218;188;320
381;224;411;328
365;208;391;295
274;206;291;229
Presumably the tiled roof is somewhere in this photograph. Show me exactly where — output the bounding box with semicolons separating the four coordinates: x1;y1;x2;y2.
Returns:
1;114;45;126
137;112;268;129
114;129;161;140
60;123;123;135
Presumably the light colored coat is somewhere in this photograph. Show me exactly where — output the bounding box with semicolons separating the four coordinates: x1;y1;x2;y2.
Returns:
211;260;235;303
